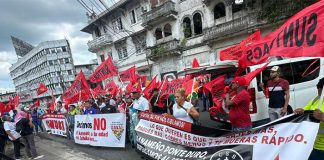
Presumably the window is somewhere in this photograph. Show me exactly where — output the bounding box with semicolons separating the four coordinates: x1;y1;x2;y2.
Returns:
232;3;243;13
50;48;56;54
122;46;128;57
292;59;320;84
51;72;56;77
65;58;69;63
130;10;137;24
100;54;105;62
57;71;61;76
155;28;163;40
53;60;58;65
134;35;146;54
193;13;203;35
214;3;226;19
135;7;143;21
113;17;124;31
183;17;192;38
164;24;172;37
56;47;63;53
49;60;53;65
116;44;128;59
46;49;50;54
59;59;64;64
62;46;67;52
103;26;108;33
117;48;123;59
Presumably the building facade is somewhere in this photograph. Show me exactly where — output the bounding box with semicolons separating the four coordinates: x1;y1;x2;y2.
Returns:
81;0;294;82
9;37;76;105
0;92;16;104
74;60;99;89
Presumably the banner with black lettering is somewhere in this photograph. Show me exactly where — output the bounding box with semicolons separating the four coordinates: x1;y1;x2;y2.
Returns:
41;114;67;137
136;112;319;160
74;113;126;147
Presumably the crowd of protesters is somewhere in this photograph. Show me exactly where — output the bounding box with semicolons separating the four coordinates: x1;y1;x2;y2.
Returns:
2;65;324;160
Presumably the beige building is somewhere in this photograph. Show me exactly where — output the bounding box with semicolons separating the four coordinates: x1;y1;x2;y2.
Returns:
81;0;291;82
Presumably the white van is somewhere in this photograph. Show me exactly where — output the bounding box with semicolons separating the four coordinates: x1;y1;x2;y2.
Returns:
177;57;323;126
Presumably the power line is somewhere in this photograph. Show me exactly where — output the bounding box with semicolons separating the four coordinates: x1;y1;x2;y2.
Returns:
77;0;94;14
87;0;104;13
93;0;106;11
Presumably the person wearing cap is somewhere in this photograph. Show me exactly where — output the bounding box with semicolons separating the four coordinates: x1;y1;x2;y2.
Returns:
131;85;149;112
225;76;252;132
259;66;290;121
294;77;324;160
2;115;22;160
68;104;79;116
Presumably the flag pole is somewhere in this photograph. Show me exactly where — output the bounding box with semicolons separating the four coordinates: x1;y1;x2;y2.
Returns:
189;78;196;103
155;79;166;104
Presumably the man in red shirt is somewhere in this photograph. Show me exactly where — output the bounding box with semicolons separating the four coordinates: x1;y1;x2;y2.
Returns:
225;76;252;132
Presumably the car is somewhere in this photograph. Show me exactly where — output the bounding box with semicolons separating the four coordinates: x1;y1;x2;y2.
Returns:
177;57;323;127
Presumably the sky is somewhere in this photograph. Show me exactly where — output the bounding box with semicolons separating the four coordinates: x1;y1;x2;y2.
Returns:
0;0;116;93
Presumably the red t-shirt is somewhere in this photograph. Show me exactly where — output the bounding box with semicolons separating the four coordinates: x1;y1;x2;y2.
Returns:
229;90;252;128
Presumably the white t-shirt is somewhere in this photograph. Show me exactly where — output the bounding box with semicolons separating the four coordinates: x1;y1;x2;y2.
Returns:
109;99;116;106
172;101;193;123
58;107;67;114
133;96;149;111
4;121;21;140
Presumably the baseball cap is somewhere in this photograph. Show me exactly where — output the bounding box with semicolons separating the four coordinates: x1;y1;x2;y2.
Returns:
270;66;280;72
231;76;246;86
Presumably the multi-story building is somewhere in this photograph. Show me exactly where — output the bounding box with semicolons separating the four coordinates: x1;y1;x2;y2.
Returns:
80;0;299;81
0;92;16;103
9;37;76;105
75;60;99;88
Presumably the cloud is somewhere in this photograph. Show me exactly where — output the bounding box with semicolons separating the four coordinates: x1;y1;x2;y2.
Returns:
0;0;100;92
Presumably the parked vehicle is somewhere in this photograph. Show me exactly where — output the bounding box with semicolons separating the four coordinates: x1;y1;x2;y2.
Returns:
177;57;323;126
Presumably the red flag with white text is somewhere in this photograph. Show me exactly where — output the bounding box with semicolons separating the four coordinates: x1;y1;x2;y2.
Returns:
62;70;90;103
119;66;136;82
239;1;324;68
89;55;118;83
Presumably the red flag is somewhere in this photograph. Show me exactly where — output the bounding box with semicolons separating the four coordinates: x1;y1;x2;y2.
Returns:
220;30;261;61
240;1;324;68
160;78;185;96
183;78;199;96
49;91;55;111
37;83;48;95
143;75;159;99
89;55;118;83
30;99;40;110
104;81;118;96
192;58;200;68
13;95;19;108
93;85;105;98
120;66;136;82
0;102;5;115
136;74;147;87
204;75;226;106
243;62;269;86
63;70;90;103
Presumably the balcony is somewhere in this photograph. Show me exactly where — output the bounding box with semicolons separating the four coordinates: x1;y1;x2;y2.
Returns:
203;11;261;43
142;1;178;28
147;39;181;61
87;34;113;53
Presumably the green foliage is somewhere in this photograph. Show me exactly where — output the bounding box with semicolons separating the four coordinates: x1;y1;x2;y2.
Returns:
151;46;168;56
259;0;317;26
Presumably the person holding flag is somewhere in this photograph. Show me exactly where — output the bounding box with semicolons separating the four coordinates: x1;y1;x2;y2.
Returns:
294;77;324;160
225;77;252;132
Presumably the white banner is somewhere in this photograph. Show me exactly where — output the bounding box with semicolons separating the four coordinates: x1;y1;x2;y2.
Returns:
74;113;126;148
41;114;67;137
136;116;319;160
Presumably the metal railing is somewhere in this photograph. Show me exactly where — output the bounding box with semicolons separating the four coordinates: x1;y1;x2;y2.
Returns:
87;34;113;52
142;1;177;25
203;12;259;42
